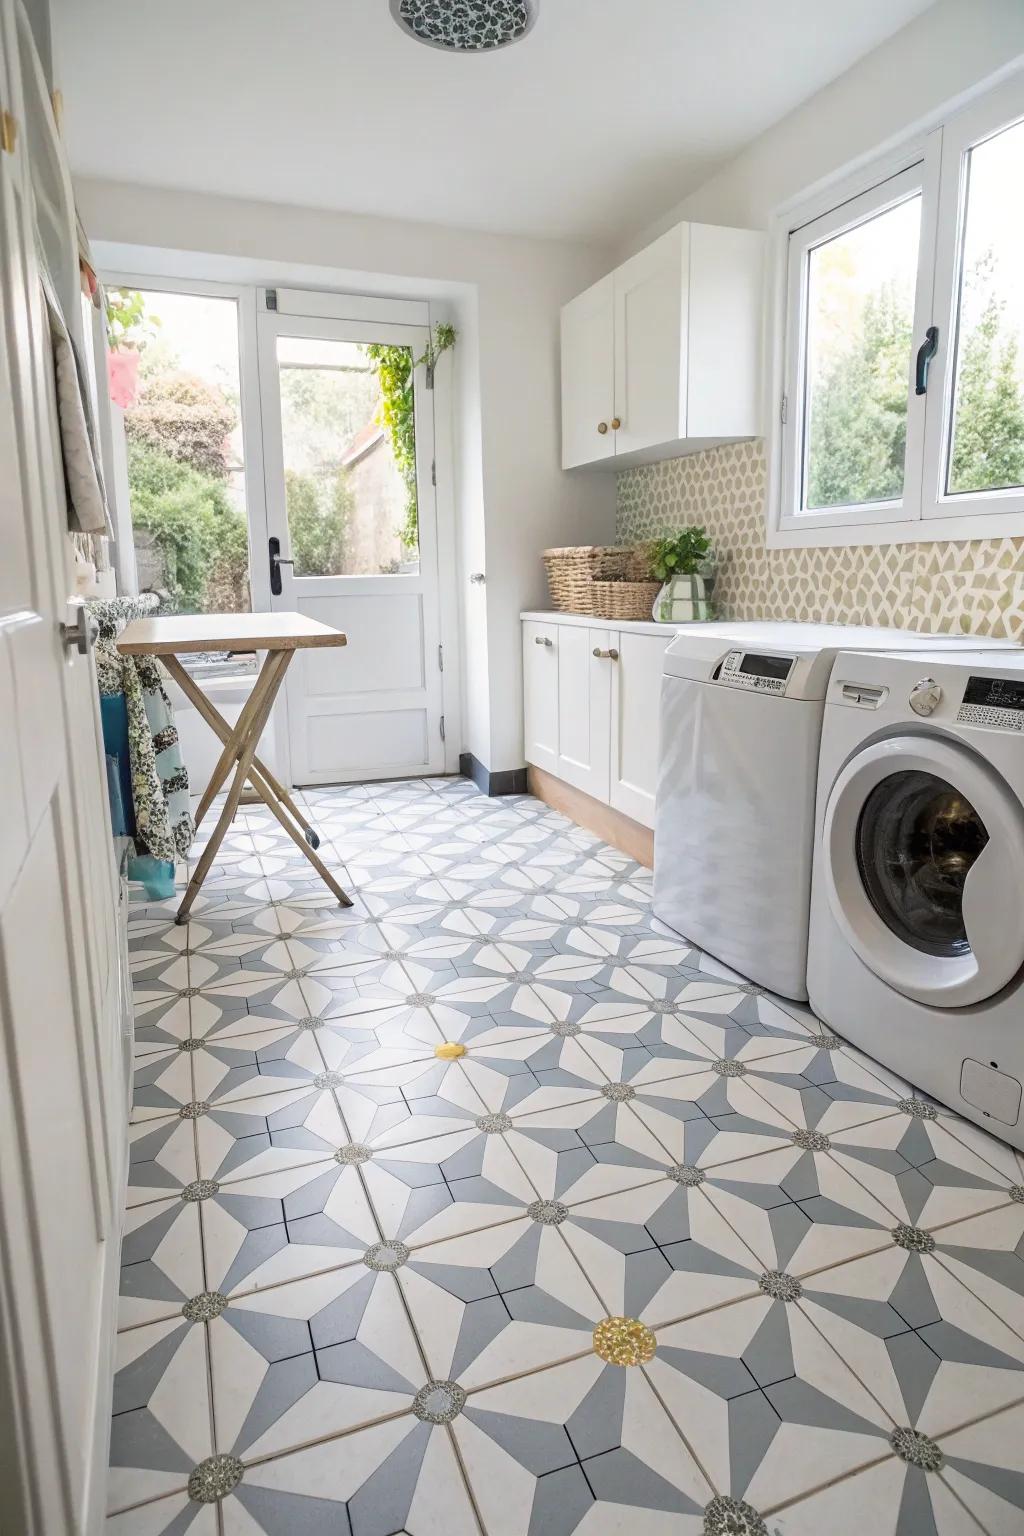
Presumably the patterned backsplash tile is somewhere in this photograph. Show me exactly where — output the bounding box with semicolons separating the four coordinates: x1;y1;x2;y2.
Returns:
616;440;1024;639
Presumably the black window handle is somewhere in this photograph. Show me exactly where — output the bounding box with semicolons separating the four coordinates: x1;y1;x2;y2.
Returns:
268;535;293;596
915;326;939;396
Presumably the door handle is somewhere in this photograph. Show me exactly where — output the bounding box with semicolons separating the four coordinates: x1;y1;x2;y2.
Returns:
592;647;619;660
60;602;97;657
269;535;293;597
469;572;486;584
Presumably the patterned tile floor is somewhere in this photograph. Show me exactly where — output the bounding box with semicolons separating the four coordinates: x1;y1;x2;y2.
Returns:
109;777;1024;1535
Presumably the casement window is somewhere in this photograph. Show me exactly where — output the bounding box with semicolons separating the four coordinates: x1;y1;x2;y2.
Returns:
770;72;1024;547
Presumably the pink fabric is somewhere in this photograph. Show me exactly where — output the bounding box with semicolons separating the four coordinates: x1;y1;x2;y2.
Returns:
107;347;140;409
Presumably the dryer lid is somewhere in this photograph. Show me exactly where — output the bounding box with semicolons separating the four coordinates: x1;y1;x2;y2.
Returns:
821;733;1024;1007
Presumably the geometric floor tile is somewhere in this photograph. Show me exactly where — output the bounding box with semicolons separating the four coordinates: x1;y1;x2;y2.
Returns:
110;776;1024;1535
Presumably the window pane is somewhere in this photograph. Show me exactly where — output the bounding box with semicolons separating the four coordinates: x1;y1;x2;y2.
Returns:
801;195;921;511
277;337;419;577
947;116;1024;496
116;289;253;676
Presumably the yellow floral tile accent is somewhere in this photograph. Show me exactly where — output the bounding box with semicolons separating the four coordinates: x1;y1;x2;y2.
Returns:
617;441;1024;636
434;1042;467;1060
592;1316;656;1366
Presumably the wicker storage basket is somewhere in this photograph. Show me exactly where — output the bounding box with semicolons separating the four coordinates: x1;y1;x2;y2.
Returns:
591;580;662;622
542;546;627;613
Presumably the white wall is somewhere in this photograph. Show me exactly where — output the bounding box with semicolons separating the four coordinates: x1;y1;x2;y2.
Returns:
618;0;1024;251
78;179;616;775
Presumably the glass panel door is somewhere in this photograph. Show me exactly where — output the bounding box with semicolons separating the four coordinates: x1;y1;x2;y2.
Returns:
257;305;444;785
113;286;255;680
276;335;420;577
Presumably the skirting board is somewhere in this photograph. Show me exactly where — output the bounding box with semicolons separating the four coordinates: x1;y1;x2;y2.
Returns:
527;766;654;868
459;753;529;797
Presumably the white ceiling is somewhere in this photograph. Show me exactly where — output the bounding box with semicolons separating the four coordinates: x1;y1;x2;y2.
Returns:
53;0;936;244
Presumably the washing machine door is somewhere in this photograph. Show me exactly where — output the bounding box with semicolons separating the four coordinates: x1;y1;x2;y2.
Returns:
822;734;1024;1006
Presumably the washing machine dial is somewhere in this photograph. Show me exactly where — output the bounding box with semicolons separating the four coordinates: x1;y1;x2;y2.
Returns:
909;677;943;716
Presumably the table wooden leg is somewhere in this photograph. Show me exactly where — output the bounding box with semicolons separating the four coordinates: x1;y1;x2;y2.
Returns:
244;769;353;906
175;652;287;923
162;654;319;845
190;649;284;830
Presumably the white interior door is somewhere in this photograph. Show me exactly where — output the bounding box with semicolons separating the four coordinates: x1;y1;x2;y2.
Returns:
258;298;444;784
0;5;125;1528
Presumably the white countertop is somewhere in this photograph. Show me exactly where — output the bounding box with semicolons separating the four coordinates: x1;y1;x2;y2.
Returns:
521;610;677;638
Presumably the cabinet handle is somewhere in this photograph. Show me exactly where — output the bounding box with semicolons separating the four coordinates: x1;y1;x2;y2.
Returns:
610;417;621;430
597;421;608;435
534;635;552;647
592;647;619;660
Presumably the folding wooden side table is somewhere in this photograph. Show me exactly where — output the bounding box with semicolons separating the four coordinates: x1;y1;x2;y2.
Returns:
117;612;351;924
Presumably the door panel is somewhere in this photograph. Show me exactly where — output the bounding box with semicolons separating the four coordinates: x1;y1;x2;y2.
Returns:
561;274;615;467
610;631;670;828
300;589;426;695
0;5;124;1526
308;708;429;777
258;305;444;783
557;626;612;801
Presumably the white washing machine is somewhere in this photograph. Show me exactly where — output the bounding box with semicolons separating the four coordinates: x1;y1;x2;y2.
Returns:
808;648;1024;1148
653;623;1017;1001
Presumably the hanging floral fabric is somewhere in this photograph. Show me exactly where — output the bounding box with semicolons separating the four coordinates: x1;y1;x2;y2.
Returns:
90;595;195;863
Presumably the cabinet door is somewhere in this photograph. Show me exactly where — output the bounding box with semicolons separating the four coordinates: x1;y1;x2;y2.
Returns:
560;274;615;468
522;621;559;774
610;631;671;828
557;626;612;801
613;225;686;456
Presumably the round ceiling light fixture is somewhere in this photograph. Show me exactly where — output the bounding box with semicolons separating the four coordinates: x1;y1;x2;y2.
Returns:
390;0;540;53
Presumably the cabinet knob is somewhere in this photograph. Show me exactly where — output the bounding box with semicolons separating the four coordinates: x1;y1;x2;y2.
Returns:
592;647;619;660
610;417;621;430
534;635;552;647
597;421;608;435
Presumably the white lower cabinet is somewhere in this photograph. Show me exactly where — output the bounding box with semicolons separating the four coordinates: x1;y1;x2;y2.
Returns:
522;621;560;774
523;619;672;829
610;631;668;825
556;624;613;802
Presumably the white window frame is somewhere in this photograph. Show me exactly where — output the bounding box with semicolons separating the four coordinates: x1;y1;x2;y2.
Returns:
768;68;1024;549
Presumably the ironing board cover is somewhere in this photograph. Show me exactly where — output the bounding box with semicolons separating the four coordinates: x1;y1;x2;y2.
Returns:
90;596;195;862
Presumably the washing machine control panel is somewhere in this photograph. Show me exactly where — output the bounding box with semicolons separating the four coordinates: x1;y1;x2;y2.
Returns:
957;675;1024;731
718;650;794;694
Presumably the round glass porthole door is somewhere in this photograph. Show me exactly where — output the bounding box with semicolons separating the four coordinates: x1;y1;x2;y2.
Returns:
822;735;1024;1007
855;770;989;958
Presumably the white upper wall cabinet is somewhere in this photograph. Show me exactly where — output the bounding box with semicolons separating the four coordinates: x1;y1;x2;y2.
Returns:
560;273;617;469
560;220;764;470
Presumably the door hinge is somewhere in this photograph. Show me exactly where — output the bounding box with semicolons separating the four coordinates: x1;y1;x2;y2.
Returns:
780;392;788;425
439;715;445;742
265;288;278;311
437;643;444;672
431;458;436;486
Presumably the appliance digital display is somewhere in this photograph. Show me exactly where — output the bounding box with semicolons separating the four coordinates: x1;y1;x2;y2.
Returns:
963;675;1024;712
738;653;793;681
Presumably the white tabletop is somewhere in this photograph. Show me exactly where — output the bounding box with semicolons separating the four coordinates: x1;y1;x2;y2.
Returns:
117;612;347;655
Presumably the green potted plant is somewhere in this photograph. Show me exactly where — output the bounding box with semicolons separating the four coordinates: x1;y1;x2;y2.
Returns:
647;527;714;622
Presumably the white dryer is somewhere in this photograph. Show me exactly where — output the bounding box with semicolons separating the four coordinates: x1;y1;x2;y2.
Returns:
653;623;1017;1001
808;648;1024;1149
